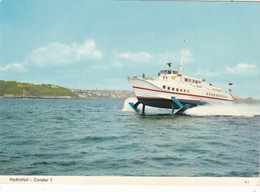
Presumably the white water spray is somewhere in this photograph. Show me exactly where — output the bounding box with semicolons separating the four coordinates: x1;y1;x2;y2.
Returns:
185;103;260;117
123;98;260;117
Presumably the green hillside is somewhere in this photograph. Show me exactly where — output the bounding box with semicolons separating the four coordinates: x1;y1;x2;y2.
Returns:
0;80;78;97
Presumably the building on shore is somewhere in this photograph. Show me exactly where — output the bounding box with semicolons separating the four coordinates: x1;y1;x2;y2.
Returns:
72;89;134;99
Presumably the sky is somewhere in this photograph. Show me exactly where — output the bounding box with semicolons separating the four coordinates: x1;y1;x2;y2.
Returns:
0;0;259;98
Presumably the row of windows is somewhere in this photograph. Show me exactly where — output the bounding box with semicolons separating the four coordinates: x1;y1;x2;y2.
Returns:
160;70;178;75
161;75;204;85
184;78;202;84
163;85;190;93
162;85;228;99
206;92;228;98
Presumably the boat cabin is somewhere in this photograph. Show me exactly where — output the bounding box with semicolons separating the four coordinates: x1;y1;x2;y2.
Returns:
159;70;178;75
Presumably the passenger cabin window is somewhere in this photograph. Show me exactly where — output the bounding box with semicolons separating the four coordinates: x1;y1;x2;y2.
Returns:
163;85;166;89
160;70;177;74
176;88;179;92
172;88;175;91
161;70;167;74
168;87;170;90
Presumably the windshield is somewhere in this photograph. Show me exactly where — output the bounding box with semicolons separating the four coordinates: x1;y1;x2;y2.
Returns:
160;70;177;74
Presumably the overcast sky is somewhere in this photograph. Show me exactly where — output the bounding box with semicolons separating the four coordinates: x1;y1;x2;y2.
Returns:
0;1;259;98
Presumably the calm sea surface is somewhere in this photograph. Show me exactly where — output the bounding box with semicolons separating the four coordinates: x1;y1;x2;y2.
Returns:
0;98;259;176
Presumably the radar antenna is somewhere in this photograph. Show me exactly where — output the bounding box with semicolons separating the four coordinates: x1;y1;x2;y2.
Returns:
178;40;185;74
167;63;172;70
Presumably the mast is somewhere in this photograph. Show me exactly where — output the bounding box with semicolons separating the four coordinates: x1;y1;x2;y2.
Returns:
178;40;185;74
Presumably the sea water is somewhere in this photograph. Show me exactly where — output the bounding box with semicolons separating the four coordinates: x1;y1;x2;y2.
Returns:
0;98;259;176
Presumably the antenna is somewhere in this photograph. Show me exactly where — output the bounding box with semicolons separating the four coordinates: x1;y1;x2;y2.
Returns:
167;63;172;70
178;40;185;74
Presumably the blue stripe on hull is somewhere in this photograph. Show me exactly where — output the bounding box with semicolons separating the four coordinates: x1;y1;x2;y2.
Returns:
137;98;206;109
179;100;207;105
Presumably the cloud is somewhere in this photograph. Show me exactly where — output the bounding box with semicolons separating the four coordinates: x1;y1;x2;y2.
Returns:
192;63;258;78
116;51;153;63
193;68;222;77
27;43;75;66
91;61;125;71
116;49;194;65
0;63;27;72
91;51;153;70
1;39;102;72
156;49;194;66
226;63;258;74
92;49;194;71
27;39;102;66
182;50;194;63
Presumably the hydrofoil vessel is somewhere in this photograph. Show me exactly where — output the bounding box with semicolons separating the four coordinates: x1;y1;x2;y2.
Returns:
128;41;236;114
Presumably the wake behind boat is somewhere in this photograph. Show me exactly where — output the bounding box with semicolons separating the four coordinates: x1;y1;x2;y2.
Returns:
128;41;236;114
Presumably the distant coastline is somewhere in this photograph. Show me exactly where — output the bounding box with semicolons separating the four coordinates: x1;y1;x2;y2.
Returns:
72;89;134;99
235;97;260;104
0;80;259;102
2;90;260;103
0;95;75;99
0;89;134;100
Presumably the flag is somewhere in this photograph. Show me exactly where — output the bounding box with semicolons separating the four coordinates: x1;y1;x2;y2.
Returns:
228;83;233;86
